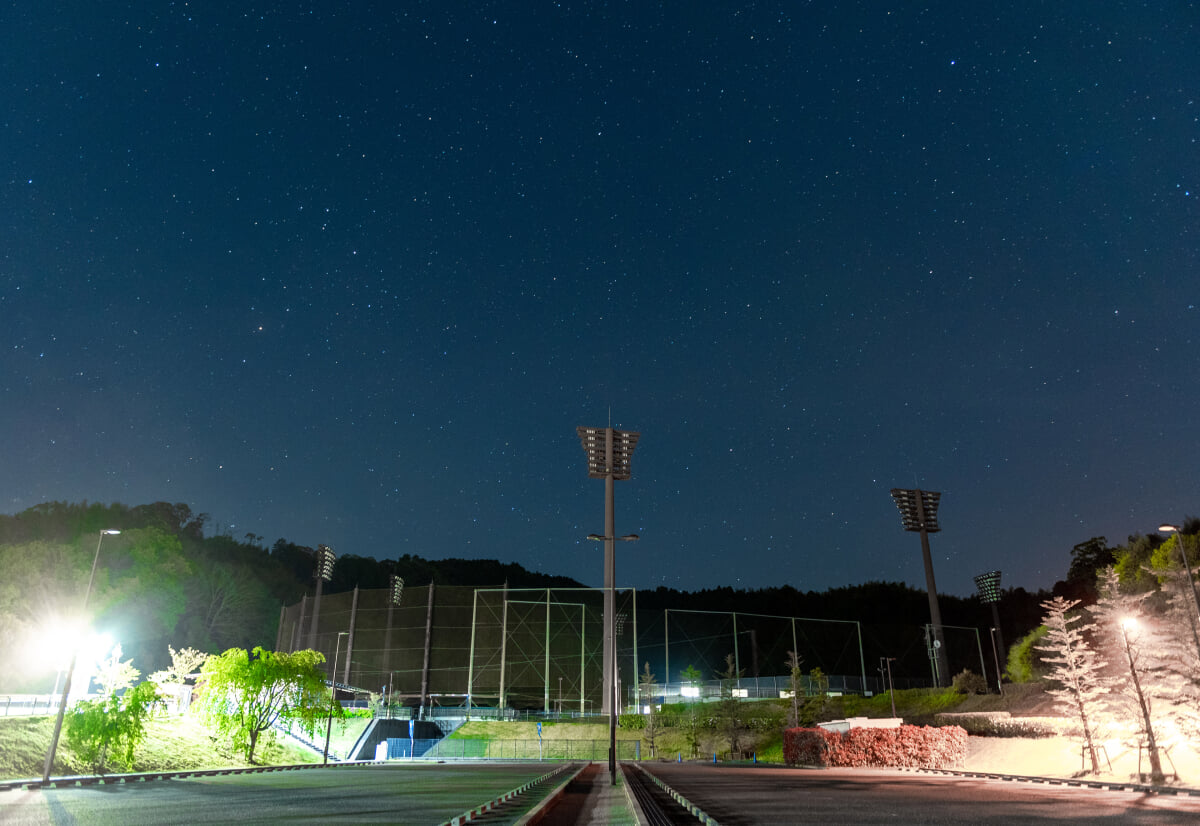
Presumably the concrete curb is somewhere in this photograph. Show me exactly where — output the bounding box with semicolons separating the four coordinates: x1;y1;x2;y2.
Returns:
900;766;1200;797
0;759;390;792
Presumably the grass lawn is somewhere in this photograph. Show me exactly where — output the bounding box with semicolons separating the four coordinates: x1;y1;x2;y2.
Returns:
0;713;323;781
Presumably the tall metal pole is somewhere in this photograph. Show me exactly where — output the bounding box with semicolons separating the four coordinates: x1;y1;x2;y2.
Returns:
604;430;616;717
578;424;640;784
43;529;120;785
323;631;347;765
891;488;949;686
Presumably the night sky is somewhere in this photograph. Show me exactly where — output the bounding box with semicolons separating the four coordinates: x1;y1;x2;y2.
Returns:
4;2;1197;598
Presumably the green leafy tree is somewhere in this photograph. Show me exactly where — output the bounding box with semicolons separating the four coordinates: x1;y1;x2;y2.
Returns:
679;664;703;758
65;681;162;773
785;650;804;728
716;653;745;756
638;662;658;757
1035;597;1110;774
196;647;332;764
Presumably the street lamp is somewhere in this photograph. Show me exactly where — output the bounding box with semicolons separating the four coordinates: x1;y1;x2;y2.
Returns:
1119;618;1166;784
890;488;950;686
879;657;897;718
42;529;121;785
973;570;1006;694
323;631;349;766
1157;524;1200;665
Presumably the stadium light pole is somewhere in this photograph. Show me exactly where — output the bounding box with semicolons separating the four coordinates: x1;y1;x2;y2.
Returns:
1157;524;1200;665
323;631;349;765
890;488;950;687
43;529;121;785
308;544;337;648
588;532;638;783
973;570;1006;694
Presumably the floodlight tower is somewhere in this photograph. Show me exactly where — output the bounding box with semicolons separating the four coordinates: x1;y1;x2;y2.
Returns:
973;570;1006;693
890;488;950;686
578;424;639;785
308;544;337;648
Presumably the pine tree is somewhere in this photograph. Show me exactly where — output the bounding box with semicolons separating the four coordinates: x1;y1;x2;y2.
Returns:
1035;597;1109;774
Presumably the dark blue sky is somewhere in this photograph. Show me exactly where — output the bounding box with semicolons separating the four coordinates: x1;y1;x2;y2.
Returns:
3;2;1197;597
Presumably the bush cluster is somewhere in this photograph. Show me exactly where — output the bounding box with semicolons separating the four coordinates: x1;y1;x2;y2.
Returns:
934;712;1065;738
951;669;989;695
783;724;967;769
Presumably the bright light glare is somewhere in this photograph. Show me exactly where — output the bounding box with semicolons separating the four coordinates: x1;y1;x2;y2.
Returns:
1121;617;1139;630
681;685;699;698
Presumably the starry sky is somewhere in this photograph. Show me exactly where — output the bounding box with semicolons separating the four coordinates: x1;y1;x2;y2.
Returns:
3;2;1198;598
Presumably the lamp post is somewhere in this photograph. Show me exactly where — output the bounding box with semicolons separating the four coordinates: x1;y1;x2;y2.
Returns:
323;631;349;766
42;529;121;784
890;488;950;686
1119;618;1166;784
1157;524;1200;665
973;570;1006;694
880;657;897;718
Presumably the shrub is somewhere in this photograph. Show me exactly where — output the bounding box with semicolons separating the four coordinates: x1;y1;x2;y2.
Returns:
1006;625;1049;683
783;724;967;769
65;681;162;773
618;713;646;730
951;669;989;695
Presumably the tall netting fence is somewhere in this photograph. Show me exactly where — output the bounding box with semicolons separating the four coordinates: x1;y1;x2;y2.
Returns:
277;587;991;707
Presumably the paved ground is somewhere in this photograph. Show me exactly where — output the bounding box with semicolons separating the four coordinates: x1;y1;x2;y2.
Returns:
0;764;562;826
640;763;1200;825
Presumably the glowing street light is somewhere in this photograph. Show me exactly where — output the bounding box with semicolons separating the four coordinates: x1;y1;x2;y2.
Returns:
42;529;121;785
1157;524;1200;665
890;488;950;686
1118;617;1166;784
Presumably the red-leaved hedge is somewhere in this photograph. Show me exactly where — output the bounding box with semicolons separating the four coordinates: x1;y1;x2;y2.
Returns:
783;724;967;768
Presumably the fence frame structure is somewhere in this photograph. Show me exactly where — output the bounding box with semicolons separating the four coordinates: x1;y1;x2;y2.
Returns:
277;584;978;708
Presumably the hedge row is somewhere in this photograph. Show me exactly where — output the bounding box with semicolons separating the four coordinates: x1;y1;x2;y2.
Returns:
783;725;967;769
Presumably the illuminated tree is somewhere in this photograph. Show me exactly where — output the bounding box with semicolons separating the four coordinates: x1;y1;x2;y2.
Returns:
95;644;141;698
65;681;161;773
1035;597;1109;774
196;647;332;764
1087;567;1172;783
679;664;703;758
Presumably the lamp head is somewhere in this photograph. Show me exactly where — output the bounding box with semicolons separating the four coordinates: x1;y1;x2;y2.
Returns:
101;529;121;535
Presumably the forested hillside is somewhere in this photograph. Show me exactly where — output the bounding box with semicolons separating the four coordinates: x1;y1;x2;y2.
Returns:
4;499;1171;694
0;501;583;692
